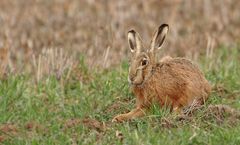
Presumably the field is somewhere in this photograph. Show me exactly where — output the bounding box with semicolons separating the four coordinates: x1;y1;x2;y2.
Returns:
0;47;240;144
0;0;240;145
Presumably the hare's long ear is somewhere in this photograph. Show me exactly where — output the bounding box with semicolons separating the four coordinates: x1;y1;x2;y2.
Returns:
150;24;169;52
128;30;143;54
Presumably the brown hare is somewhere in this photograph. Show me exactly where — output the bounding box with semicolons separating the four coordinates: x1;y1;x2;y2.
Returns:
112;24;211;122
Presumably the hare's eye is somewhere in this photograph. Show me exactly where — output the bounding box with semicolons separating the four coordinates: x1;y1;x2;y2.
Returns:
141;59;148;66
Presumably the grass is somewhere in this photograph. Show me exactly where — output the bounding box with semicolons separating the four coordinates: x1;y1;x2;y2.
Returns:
0;47;240;145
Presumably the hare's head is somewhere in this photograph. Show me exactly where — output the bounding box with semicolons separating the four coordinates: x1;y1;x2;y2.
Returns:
127;24;169;86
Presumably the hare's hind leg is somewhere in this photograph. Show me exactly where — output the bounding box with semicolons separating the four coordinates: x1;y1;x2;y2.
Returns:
112;107;145;122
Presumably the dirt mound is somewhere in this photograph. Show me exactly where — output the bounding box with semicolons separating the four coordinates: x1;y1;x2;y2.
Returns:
64;118;106;132
204;104;240;125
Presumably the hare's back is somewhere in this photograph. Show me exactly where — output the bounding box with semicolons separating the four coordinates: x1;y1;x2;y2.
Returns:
155;57;211;106
156;57;210;92
158;58;204;77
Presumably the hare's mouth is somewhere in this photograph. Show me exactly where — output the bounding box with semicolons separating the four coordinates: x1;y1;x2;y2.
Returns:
128;76;144;86
130;81;143;86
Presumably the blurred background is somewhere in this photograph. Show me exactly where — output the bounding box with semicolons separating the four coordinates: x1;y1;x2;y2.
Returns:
0;0;239;78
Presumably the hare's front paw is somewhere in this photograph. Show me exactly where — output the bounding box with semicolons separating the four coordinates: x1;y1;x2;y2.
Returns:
112;114;128;123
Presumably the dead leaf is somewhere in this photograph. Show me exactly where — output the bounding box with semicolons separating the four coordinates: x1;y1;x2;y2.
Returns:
64;118;106;132
82;118;106;132
25;121;43;131
25;122;34;131
64;118;81;129
115;130;124;142
0;123;17;134
0;135;5;142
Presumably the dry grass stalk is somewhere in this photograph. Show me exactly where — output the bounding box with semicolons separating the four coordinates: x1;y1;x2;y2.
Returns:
31;48;74;83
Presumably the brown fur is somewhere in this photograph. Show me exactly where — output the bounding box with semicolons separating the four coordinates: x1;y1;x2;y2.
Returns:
112;24;211;122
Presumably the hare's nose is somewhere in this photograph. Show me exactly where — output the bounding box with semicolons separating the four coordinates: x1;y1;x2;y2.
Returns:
129;76;134;81
128;76;134;83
